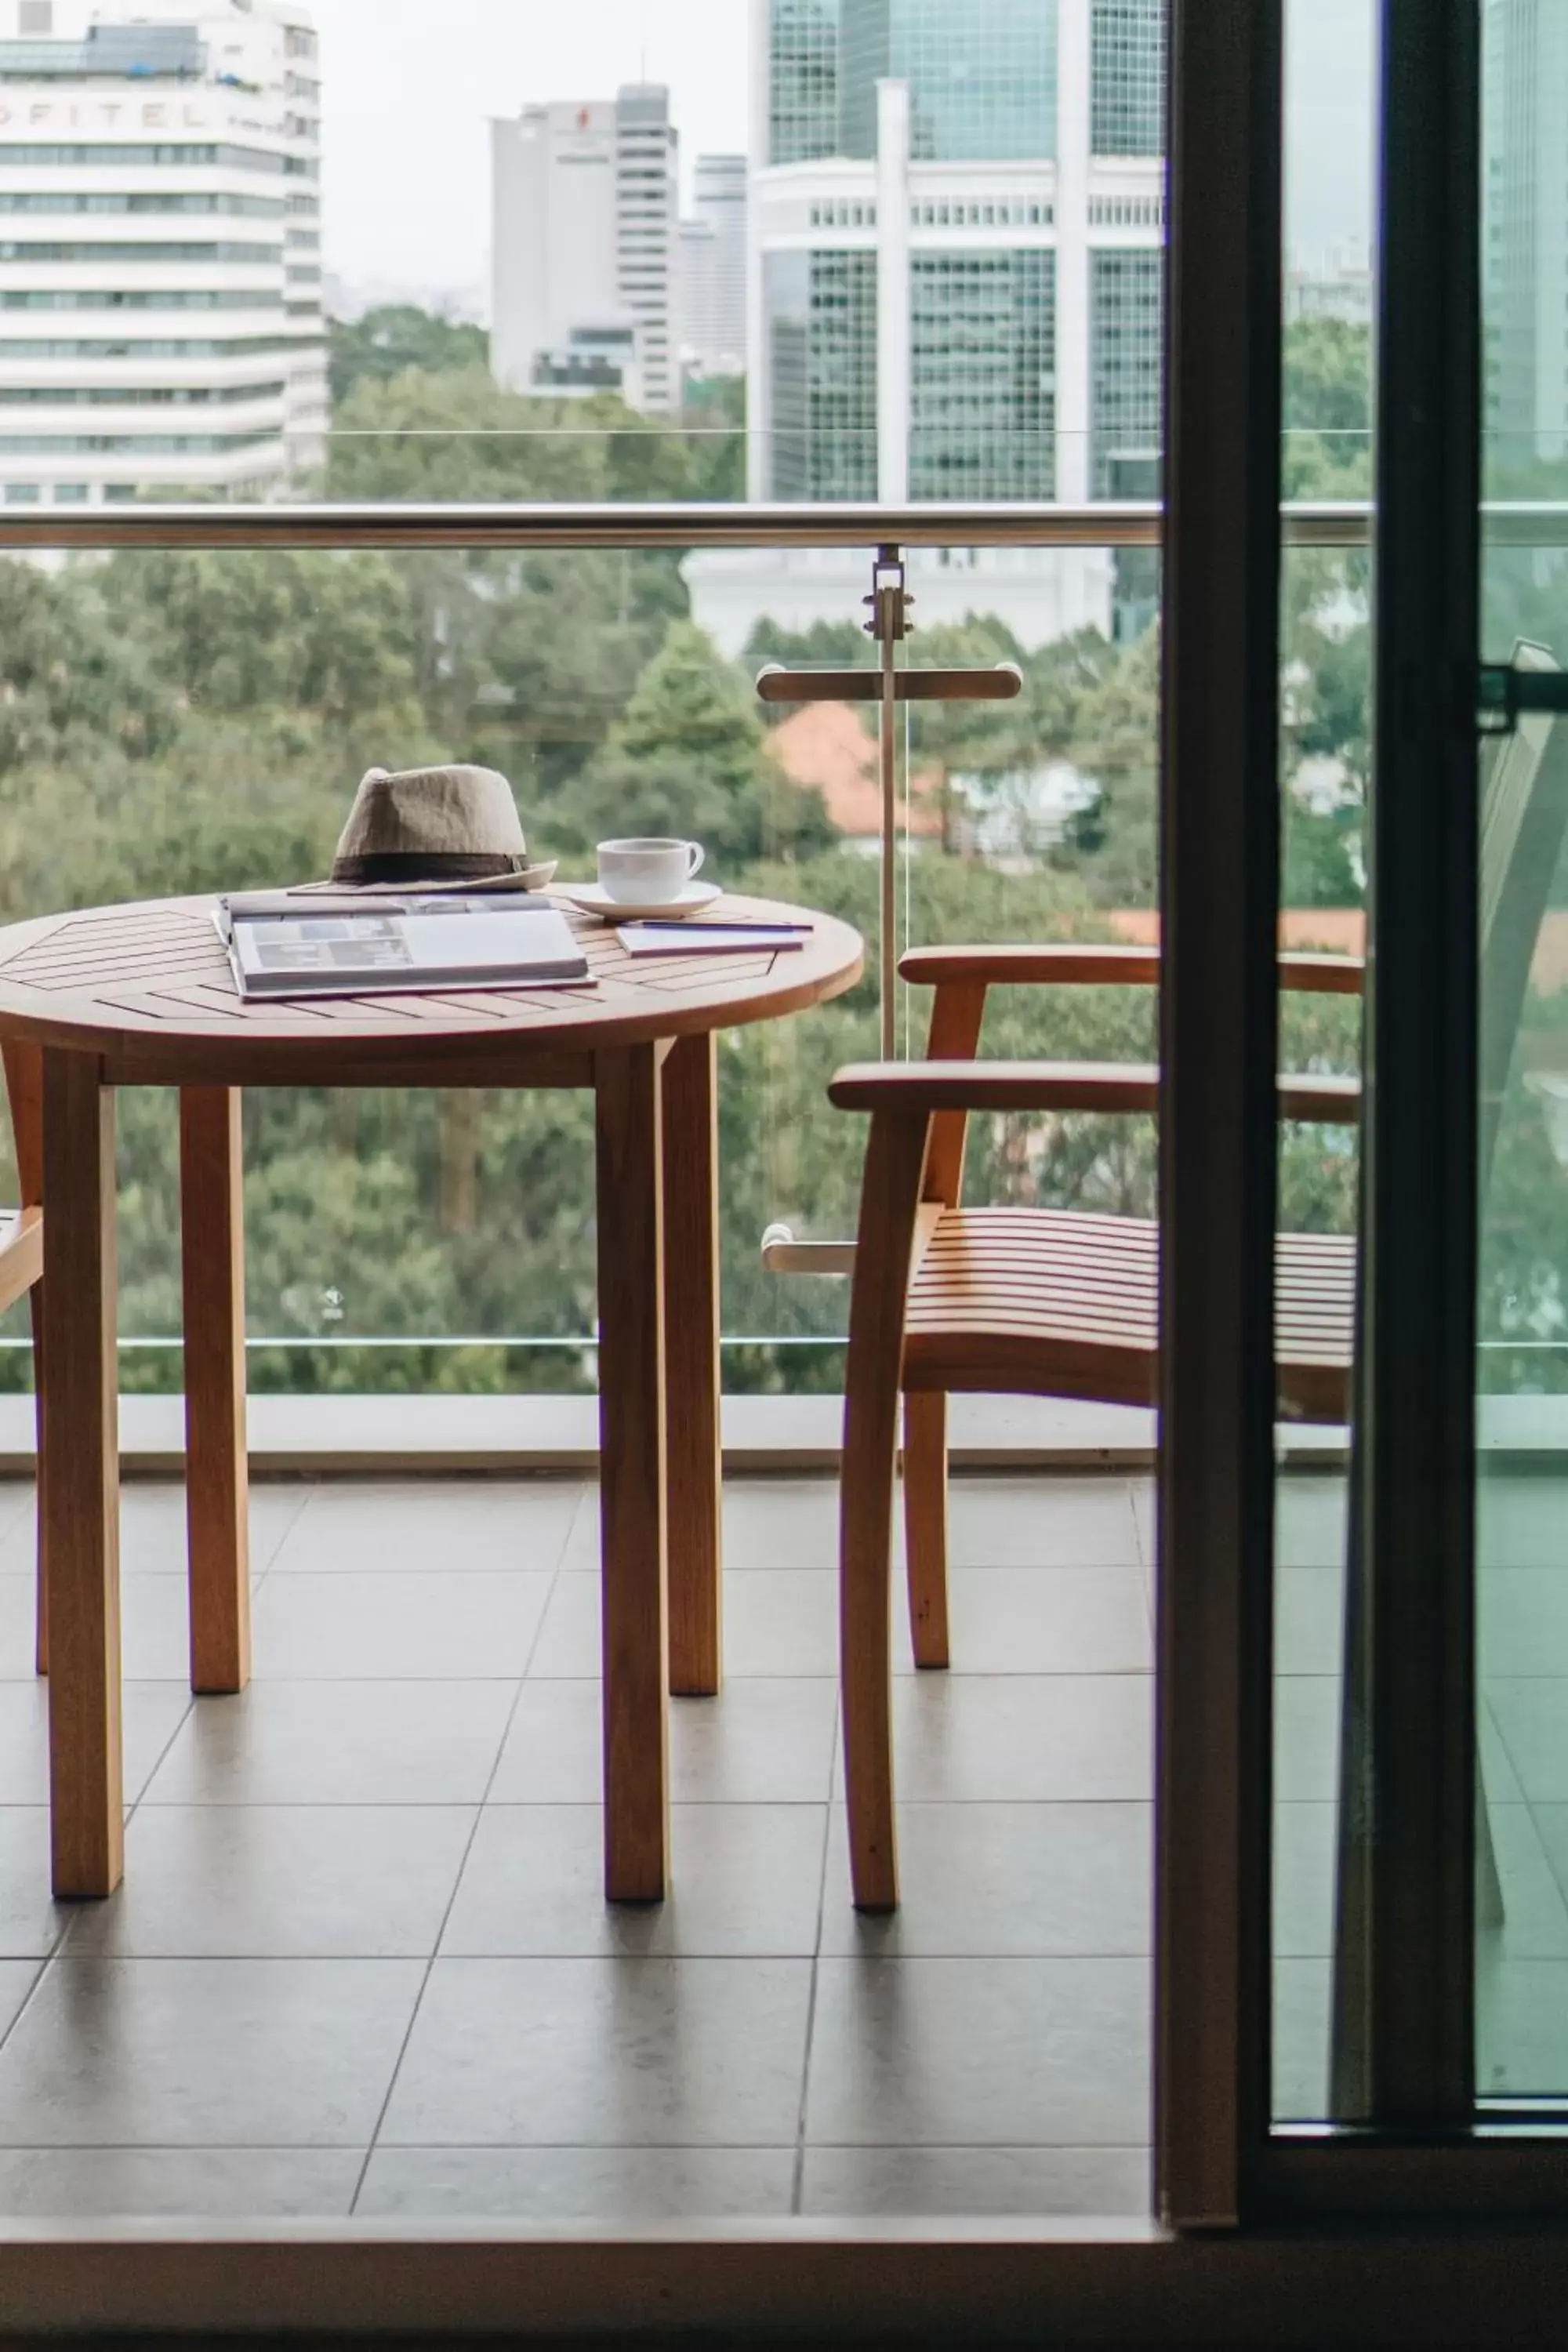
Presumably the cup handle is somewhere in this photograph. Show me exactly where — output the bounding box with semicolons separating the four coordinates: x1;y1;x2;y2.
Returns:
686;843;706;880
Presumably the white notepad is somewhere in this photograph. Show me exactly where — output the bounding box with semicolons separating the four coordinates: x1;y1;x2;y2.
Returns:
615;925;808;957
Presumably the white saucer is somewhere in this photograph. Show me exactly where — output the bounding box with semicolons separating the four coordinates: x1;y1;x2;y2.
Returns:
557;880;724;922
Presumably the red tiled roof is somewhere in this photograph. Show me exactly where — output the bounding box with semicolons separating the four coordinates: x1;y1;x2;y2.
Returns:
768;699;944;839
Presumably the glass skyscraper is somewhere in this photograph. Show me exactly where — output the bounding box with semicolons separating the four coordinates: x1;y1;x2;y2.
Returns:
1090;0;1165;156
754;0;1167;507
838;0;1059;164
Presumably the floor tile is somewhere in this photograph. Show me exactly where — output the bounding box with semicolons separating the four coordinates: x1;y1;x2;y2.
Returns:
114;1484;314;1578
0;1958;38;2042
0;1484;314;1581
1272;1676;1340;1803
833;1675;1152;1804
117;1578;194;1683
1131;1480;1155;1573
274;1481;583;1577
571;1479;1145;1577
251;1570;552;1680
357;2145;795;2221
0;2147;361;2218
1272;1957;1330;2122
925;1568;1152;1676
799;2145;1151;2220
1481;1569;1568;1679
0;1482;34;1553
566;1480;879;1575
1274;1564;1345;1678
805;1958;1149;2147
489;1678;839;1806
0;1577;33;1679
379;1956;812;2147
724;1570;840;1676
0;1682;191;1809
1477;1476;1568;1572
532;1570;841;1681
64;1806;477;1959
819;1802;1150;1958
1274;1477;1348;1570
1478;1954;1568;2097
0;1810;68;1960
1272;1803;1336;1961
440;1805;826;1958
721;1480;840;1571
948;1479;1141;1571
526;1575;601;1678
0;1957;424;2146
1486;1678;1568;1803
141;1681;517;1807
1485;1806;1568;1959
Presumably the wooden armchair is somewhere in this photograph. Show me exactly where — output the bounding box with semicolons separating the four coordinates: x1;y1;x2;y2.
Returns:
831;942;1364;1912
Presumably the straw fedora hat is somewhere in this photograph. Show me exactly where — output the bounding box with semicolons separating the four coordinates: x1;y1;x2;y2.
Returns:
326;765;557;894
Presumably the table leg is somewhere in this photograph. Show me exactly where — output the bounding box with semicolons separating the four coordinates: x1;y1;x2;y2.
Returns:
41;1049;122;1900
595;1042;670;1903
180;1087;250;1695
661;1031;723;1697
2;1040;47;1679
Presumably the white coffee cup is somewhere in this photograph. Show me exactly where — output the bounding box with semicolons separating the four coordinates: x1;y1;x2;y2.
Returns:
597;837;706;906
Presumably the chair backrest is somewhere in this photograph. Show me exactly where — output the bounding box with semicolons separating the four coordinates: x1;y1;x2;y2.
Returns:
1478;640;1568;1189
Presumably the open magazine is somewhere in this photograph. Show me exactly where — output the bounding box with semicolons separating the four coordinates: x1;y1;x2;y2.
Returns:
216;891;591;1002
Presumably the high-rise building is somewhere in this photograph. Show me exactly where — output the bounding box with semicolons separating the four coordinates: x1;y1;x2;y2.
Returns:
680;152;746;379
746;0;1166;504
0;0;325;508
491;84;679;418
1285;238;1373;330
615;84;679;414
1483;0;1568;471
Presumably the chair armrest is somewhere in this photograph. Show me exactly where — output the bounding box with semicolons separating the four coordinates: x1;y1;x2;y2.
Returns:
829;1062;1363;1123
899;945;1160;989
829;1060;1160;1113
898;943;1364;996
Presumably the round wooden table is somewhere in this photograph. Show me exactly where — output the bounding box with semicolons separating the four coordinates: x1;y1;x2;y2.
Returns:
0;891;863;1903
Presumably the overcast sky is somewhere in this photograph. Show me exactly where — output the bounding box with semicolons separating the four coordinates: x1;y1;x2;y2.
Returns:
310;0;1374;310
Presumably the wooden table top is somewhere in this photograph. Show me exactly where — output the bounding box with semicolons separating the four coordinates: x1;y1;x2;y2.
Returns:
0;892;866;1082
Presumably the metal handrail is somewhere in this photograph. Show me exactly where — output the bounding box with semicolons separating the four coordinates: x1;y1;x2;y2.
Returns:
0;496;1563;553
0;495;1345;551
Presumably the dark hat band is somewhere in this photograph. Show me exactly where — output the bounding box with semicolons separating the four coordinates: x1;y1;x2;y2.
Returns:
329;851;524;885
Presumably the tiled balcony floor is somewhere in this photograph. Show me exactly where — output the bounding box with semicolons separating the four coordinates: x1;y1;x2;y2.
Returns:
0;1468;1559;2226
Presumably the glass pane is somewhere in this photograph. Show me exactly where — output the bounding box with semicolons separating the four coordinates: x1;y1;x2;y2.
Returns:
1475;0;1568;2103
1270;0;1375;2126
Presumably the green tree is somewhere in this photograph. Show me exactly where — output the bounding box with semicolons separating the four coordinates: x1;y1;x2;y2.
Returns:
1060;625;1162;906
328;306;489;406
576;619;837;867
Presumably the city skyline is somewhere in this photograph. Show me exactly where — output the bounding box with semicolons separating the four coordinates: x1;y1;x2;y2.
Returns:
307;0;1371;317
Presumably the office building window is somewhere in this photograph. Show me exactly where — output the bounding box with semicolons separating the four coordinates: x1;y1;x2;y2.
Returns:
1091;0;1167;156
839;0;1058;162
769;0;841;163
767;245;877;499
1091;245;1163;491
910;247;1056;499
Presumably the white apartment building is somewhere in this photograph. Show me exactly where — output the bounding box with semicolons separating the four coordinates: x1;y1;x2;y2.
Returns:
0;0;325;508
490;84;679;418
680;151;746;379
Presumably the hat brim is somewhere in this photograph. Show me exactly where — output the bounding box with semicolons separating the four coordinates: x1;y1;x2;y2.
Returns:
298;862;559;898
